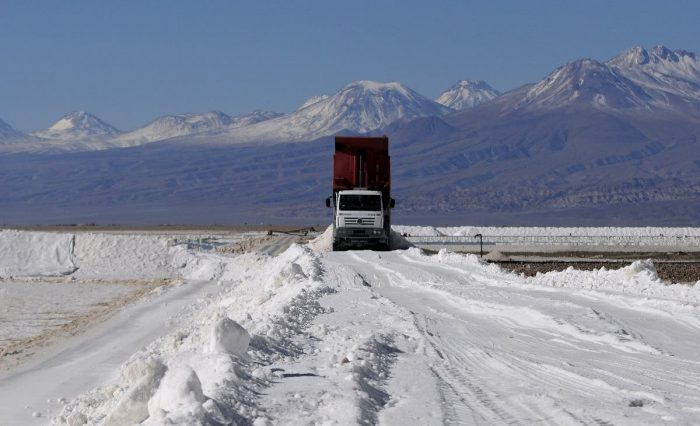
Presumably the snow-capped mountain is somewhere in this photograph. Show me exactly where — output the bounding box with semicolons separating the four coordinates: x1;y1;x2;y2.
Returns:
436;80;500;110
115;110;284;145
510;58;653;111
502;45;700;114
226;80;452;143
607;45;700;108
115;111;234;144
32;111;121;140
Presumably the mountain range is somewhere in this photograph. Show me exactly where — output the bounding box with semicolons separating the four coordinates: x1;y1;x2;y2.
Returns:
0;45;698;225
0;79;493;151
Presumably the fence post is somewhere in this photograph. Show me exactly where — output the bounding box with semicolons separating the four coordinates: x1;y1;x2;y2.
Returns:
474;233;483;258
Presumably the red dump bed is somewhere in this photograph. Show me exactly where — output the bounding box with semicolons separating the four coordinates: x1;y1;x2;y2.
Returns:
333;136;391;205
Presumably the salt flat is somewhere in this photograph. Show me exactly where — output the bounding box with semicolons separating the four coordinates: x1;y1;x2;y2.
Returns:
0;227;698;425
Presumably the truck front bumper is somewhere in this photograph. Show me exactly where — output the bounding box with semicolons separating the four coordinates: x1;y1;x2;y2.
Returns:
334;227;388;247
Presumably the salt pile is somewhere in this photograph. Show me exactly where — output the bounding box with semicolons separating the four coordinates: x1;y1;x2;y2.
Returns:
209;318;250;356
307;226;333;252
0;230;76;277
102;358;167;426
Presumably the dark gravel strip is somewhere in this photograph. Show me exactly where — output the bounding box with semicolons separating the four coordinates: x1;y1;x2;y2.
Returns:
498;261;700;284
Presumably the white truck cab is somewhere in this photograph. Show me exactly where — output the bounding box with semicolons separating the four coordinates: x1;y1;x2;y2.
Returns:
332;189;388;250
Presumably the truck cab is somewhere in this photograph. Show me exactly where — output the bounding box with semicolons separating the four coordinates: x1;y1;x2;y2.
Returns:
332;189;387;250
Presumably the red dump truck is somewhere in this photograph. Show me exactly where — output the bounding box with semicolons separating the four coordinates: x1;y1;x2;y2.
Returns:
325;136;395;251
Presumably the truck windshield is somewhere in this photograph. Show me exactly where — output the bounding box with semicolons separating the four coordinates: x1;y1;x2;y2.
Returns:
338;194;382;211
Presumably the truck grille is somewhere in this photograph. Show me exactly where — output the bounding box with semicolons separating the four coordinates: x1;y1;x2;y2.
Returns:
343;217;376;226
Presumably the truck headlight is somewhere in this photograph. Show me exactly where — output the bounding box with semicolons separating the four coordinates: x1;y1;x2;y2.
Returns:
372;229;382;235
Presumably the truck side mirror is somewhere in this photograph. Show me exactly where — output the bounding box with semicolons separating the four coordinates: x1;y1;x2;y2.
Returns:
390;198;395;208
325;197;331;208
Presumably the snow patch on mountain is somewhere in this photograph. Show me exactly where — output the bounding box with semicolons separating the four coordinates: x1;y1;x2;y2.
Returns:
226;80;453;143
299;95;330;109
229;110;283;128
436;80;500;110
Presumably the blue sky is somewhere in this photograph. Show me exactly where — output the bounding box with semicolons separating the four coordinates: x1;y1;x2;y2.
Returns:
1;0;699;131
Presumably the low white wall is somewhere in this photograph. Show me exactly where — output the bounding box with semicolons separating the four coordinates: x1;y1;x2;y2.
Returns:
0;230;181;279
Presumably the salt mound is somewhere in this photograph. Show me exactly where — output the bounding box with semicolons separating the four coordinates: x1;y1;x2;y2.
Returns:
0;230;76;277
147;365;207;420
103;358;166;426
624;259;658;280
307;225;333;252
209;318;250;356
73;233;176;280
483;250;511;262
0;230;180;279
389;230;414;250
